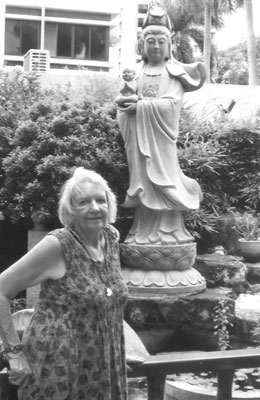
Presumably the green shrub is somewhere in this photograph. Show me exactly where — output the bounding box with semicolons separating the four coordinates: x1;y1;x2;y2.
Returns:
0;98;128;228
218;123;260;212
178;110;260;240
0;69;41;128
1;71;260;251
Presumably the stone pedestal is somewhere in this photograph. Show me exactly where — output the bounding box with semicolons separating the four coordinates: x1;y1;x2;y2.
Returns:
120;208;206;296
26;228;47;308
120;242;206;296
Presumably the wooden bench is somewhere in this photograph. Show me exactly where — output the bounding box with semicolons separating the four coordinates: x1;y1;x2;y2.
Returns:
128;347;260;400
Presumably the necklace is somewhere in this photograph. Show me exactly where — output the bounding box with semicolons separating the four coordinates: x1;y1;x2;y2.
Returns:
69;229;113;297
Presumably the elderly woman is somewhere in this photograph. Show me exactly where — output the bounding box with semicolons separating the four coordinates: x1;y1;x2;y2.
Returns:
117;5;206;245
0;167;128;400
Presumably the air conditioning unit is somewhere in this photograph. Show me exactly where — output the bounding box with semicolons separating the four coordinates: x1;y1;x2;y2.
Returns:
24;49;50;73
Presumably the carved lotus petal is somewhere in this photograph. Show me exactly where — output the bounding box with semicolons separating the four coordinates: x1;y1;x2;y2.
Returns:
140;257;153;270
143;270;166;287
175;255;196;271
186;268;205;284
157;259;173;270
160;247;174;257
120;243;197;271
168;252;182;261
148;251;163;262
166;270;184;287
122;268;145;286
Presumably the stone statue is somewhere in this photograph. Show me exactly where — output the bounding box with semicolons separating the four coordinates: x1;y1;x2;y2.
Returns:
115;68;138;107
117;1;206;295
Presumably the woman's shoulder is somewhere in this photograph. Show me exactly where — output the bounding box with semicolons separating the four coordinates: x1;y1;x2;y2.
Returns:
48;227;63;234
103;224;120;242
47;227;73;245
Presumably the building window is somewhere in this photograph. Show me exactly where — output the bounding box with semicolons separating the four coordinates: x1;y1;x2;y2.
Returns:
138;18;145;28
5;20;40;55
57;24;72;57
138;4;148;14
45;23;109;61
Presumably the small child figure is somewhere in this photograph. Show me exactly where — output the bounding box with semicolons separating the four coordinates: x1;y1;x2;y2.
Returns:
115;68;138;108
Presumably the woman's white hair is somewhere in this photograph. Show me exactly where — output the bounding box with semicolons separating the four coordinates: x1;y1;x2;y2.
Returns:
58;167;117;228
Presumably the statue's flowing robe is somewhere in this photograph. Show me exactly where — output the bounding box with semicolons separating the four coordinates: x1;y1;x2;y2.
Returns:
118;59;206;212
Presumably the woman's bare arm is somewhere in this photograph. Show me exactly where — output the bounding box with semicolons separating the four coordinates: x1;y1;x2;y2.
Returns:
0;235;64;349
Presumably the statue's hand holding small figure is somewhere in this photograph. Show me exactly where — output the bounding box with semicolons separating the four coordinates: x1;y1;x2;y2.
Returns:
121;102;137;114
116;96;138;114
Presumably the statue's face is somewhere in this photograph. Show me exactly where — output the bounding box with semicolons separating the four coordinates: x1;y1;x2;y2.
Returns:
144;33;168;64
122;69;135;81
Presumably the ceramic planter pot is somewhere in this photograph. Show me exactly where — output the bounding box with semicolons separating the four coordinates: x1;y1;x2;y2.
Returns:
239;239;260;263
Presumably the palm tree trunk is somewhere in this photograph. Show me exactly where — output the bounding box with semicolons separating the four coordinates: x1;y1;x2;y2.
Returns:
204;0;212;83
244;0;259;85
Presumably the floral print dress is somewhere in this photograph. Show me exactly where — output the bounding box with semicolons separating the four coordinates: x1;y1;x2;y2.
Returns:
19;225;128;400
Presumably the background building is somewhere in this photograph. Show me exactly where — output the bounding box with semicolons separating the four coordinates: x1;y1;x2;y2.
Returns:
0;0;149;76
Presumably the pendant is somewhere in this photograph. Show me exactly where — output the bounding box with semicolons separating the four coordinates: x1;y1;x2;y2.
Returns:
106;288;113;297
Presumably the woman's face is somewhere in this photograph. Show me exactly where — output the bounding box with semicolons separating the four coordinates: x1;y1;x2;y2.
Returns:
144;33;168;64
73;182;108;234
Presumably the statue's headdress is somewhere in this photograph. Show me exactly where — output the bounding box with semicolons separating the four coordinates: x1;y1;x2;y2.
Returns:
140;1;172;61
142;1;172;32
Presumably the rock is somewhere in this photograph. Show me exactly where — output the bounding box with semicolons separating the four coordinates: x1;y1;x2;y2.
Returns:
125;288;234;353
124;320;149;359
195;254;247;288
234;293;260;346
245;263;260;284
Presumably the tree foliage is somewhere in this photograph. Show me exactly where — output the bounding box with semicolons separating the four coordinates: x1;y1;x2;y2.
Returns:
178;109;260;238
0;71;260;246
163;0;238;71
0;101;128;228
0;70;127;228
163;0;204;63
213;37;260;84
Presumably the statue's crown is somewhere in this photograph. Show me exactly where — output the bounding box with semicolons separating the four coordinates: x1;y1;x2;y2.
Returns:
142;1;172;31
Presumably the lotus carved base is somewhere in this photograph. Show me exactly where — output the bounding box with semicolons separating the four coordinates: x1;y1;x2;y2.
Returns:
120;243;206;296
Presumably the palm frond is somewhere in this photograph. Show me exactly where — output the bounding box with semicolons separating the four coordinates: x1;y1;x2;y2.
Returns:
210;0;238;29
172;32;195;63
184;27;204;52
234;0;244;8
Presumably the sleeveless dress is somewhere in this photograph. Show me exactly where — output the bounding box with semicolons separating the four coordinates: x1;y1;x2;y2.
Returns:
19;225;128;400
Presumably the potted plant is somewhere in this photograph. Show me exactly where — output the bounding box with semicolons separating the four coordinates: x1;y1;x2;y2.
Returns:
232;211;260;262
